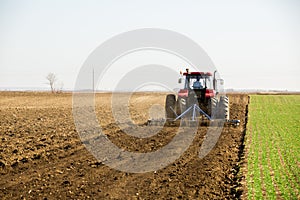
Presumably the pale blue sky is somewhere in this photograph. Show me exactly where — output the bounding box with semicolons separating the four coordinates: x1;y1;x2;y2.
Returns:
0;0;299;91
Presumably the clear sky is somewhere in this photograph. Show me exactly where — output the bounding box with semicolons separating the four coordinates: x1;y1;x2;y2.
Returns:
0;0;300;91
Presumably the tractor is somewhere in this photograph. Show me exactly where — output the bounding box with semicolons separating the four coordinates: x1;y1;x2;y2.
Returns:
165;69;230;122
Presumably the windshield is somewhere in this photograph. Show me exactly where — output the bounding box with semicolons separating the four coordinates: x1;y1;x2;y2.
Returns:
184;75;212;89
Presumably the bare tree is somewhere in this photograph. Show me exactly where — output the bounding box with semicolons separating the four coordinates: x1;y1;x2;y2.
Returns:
46;73;57;93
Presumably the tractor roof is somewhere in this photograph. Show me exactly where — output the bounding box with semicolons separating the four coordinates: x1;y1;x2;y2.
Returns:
183;72;212;76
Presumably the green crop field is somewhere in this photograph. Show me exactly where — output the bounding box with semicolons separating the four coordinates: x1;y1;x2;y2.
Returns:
245;95;300;199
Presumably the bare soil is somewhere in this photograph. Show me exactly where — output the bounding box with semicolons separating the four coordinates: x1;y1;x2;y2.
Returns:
0;92;248;199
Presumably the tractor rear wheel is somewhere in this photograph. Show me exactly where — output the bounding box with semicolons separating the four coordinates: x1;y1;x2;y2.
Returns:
208;97;218;118
217;96;230;120
165;94;176;119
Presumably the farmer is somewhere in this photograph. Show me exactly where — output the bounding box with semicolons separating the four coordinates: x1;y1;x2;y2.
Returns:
193;77;203;89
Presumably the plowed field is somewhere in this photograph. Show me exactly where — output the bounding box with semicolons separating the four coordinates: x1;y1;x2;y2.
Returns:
0;92;248;199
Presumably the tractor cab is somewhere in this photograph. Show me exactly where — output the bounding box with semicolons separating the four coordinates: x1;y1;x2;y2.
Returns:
182;72;213;90
178;70;215;100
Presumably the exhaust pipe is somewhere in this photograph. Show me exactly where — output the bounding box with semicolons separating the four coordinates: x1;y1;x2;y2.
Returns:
213;70;217;90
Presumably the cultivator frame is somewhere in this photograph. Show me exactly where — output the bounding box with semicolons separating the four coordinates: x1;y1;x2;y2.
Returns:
148;103;240;127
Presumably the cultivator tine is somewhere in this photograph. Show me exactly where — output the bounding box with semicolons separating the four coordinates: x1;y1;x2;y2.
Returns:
148;118;240;127
147;118;167;126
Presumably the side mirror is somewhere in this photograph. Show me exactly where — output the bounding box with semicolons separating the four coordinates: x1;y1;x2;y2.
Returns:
178;78;182;84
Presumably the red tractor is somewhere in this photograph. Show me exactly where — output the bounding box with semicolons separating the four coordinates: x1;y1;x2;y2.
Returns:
165;69;230;122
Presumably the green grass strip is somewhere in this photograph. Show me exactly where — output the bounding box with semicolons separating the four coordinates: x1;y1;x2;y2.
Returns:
245;95;300;199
